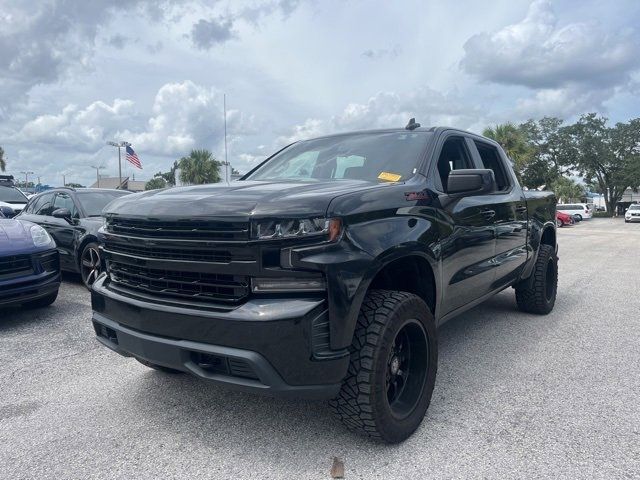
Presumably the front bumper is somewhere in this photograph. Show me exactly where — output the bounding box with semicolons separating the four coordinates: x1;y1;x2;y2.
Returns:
625;216;640;222
0;250;60;307
91;275;350;399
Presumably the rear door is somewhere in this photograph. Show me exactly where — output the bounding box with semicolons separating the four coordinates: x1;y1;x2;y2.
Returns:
432;134;497;315
470;140;528;289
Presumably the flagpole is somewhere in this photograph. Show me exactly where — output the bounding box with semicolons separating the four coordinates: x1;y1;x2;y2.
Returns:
118;146;122;188
224;93;229;184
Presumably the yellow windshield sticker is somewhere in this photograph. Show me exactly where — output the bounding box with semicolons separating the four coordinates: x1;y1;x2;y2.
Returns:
378;171;402;182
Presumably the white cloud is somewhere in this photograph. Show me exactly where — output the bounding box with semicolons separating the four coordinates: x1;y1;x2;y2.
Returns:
16;99;135;151
461;0;640;90
276;88;480;144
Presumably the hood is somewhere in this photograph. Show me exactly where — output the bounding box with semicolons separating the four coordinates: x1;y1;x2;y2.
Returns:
0;219;53;255
103;180;380;219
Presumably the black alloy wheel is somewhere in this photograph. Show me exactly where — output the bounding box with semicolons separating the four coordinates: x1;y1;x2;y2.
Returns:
330;290;438;443
80;242;102;289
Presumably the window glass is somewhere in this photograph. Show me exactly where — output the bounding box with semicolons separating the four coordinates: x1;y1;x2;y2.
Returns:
436;137;473;192
335;156;366;179
475;142;511;191
246;132;431;183
0;186;28;203
34;193;55;216
53;193;78;217
76;191;130;217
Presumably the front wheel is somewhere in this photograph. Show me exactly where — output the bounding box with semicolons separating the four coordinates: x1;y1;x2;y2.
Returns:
329;290;438;443
556;219;563;228
80;242;102;289
515;244;558;314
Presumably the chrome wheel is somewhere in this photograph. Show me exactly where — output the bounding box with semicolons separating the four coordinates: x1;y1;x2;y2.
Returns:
81;244;101;288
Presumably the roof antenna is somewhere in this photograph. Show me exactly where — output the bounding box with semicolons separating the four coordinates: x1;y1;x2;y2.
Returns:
405;118;420;130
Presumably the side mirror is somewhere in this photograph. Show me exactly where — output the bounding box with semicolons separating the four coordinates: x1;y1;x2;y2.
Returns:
447;169;497;196
0;205;16;218
52;208;72;221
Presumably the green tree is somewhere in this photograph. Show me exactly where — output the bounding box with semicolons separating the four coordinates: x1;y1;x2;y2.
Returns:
548;176;585;203
565;114;640;215
0;145;5;172
145;177;167;190
178;149;221;185
518;117;574;188
483;122;532;180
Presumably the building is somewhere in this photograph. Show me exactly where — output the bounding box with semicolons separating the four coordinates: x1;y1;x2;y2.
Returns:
89;176;146;192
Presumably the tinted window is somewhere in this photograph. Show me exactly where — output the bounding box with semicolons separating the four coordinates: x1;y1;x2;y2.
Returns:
0;186;28;203
436;137;473;192
246;132;431;183
35;192;55;216
76;191;130;217
53;192;79;218
475;142;510;191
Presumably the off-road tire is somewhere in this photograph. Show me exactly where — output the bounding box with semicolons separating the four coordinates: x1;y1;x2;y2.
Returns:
329;290;437;443
135;358;184;374
515;244;558;314
24;290;58;309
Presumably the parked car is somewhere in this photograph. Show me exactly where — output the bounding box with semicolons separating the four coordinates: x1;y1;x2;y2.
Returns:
18;188;130;288
90;124;558;443
557;203;592;221
556;211;574;227
0;215;61;308
625;204;640;223
0;185;29;215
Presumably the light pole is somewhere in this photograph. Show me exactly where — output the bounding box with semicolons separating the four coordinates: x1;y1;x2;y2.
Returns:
106;141;131;189
19;170;34;190
90;165;105;188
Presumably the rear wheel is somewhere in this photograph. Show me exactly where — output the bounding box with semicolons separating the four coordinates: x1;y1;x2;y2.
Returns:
515;244;558;314
135;358;184;374
574;214;582;221
329;290;437;443
80;242;101;289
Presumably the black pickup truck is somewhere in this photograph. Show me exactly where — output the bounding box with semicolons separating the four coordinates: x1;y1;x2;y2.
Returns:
91;124;557;443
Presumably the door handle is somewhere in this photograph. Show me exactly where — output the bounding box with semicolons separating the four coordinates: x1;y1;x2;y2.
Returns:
481;209;496;219
515;205;527;213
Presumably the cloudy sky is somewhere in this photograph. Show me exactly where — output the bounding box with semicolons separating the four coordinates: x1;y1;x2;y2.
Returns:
1;0;639;187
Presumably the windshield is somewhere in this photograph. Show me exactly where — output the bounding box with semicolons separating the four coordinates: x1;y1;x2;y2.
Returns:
246;132;432;182
629;205;640;211
77;191;130;216
0;186;28;203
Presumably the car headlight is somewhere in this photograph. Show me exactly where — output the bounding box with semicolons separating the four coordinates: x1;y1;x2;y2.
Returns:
30;225;53;247
252;217;342;242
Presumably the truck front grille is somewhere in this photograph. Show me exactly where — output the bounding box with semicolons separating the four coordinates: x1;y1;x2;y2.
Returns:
103;242;255;264
106;217;249;241
108;262;250;303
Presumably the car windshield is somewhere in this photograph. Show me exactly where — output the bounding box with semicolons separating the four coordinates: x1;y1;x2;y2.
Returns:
629;205;640;211
245;132;432;183
76;191;130;217
0;186;28;203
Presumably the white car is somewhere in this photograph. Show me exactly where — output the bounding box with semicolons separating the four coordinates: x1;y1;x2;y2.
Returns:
625;204;640;223
0;187;29;215
557;203;593;221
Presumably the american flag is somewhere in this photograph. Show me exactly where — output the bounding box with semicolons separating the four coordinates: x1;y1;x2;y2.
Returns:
125;145;142;169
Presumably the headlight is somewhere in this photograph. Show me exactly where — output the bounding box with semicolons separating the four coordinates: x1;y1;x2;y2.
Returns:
252;217;342;242
30;225;53;247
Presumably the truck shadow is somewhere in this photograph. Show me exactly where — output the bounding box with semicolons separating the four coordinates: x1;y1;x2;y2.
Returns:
123;290;551;453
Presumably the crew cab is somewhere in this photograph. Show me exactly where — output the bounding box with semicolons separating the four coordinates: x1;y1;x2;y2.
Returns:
91;124;557;443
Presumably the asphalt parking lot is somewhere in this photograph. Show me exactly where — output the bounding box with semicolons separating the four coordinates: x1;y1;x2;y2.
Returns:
1;218;639;479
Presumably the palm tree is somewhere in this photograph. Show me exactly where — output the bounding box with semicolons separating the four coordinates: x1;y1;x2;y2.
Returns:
0;146;6;172
178;149;221;185
483;123;532;175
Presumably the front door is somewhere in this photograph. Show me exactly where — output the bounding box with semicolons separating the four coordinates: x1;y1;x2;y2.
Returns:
433;135;497;315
